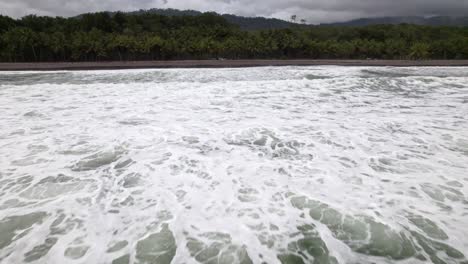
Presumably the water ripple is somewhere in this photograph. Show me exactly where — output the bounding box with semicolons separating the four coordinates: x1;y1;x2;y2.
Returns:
0;66;467;264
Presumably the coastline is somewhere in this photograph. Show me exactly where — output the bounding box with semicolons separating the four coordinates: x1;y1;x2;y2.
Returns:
1;60;468;71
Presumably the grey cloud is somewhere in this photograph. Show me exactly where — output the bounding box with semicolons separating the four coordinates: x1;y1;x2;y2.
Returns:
1;0;467;24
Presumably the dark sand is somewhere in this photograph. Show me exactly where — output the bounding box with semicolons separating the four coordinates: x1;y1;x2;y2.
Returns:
1;60;468;71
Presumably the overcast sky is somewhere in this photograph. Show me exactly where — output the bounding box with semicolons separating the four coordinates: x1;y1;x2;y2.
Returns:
1;0;468;24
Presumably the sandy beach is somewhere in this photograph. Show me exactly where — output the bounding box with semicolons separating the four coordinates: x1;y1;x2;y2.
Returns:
1;60;468;71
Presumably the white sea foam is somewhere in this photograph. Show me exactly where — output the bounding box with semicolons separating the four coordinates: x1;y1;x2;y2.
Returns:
0;66;467;264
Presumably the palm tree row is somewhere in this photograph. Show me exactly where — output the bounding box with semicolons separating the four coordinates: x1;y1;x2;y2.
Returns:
0;12;467;62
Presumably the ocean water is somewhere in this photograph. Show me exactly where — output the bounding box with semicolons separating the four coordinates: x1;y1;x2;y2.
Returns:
0;66;467;264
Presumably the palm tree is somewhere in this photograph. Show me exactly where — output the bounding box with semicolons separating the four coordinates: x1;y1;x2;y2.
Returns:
291;15;297;23
410;43;430;60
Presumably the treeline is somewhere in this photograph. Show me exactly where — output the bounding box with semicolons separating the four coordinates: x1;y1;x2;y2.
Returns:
0;12;467;62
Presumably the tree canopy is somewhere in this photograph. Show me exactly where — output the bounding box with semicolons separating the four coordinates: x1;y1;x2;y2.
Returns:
0;12;467;62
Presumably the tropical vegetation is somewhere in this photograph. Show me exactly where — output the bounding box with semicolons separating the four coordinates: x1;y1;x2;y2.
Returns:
0;12;467;62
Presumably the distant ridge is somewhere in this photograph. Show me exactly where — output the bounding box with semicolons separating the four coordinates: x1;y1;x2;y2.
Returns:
124;8;299;30
322;16;468;27
105;9;468;29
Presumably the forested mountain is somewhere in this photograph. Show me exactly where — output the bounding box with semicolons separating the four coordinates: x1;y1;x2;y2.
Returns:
123;9;468;29
323;16;468;27
0;11;467;62
124;8;298;30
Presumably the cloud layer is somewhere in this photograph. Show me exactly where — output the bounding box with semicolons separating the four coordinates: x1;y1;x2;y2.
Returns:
1;0;467;24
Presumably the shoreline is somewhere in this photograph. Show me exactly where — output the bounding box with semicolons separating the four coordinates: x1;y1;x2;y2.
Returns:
1;60;468;71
